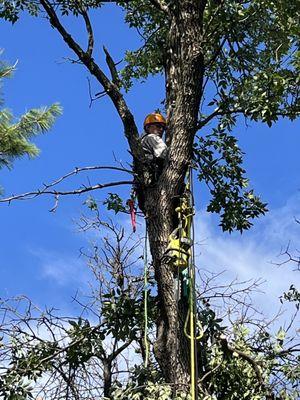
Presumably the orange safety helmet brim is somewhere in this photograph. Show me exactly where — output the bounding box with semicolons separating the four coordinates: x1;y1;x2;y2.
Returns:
144;113;166;128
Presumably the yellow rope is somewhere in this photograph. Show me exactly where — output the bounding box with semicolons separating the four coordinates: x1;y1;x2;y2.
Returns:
190;169;197;400
144;225;149;367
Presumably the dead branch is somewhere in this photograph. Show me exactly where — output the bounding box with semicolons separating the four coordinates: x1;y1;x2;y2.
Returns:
79;7;94;57
103;46;122;88
0;165;134;205
0;180;133;204
40;0;145;165
272;241;300;271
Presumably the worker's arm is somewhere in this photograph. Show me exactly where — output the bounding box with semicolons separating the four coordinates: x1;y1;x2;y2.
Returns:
144;134;167;159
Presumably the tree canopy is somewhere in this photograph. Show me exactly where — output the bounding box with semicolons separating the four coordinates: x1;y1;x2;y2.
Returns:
0;1;299;398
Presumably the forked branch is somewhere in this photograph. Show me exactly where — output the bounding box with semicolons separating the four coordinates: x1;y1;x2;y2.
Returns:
39;0;145;164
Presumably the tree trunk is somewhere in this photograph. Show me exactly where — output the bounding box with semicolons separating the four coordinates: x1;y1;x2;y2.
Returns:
140;0;205;387
103;359;112;398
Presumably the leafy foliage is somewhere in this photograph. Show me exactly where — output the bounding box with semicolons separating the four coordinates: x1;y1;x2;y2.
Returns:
194;126;268;232
118;0;167;91
0;0;104;22
103;193;126;214
280;284;300;309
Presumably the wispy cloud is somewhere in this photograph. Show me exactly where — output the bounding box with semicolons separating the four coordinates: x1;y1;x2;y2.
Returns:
29;247;89;287
195;193;300;319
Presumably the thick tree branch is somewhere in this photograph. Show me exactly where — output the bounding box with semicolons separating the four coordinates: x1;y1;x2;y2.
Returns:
39;0;145;164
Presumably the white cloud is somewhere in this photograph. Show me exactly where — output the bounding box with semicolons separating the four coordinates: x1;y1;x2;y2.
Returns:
29;247;89;286
194;193;300;321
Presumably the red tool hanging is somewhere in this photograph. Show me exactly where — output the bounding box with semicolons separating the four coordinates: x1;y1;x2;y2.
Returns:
127;199;137;233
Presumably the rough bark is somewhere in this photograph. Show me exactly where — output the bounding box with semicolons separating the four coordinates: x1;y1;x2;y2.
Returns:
103;359;112;398
139;0;206;387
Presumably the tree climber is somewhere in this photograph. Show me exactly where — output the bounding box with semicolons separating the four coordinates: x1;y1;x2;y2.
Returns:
140;113;168;174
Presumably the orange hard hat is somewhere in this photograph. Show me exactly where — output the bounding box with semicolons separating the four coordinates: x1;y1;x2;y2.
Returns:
144;113;166;128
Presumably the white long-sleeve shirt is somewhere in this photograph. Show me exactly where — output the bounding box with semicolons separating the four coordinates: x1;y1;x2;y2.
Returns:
140;133;167;161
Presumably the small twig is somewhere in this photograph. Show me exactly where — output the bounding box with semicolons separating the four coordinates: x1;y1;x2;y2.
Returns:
87;77;107;107
49;194;59;213
199;359;223;383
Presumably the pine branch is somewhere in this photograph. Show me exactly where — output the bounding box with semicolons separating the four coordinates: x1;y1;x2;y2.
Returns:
16;103;62;136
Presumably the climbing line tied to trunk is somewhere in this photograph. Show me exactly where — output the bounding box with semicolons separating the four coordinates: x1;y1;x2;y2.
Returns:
144;224;150;367
162;166;202;399
186;167;202;400
142;166;201;398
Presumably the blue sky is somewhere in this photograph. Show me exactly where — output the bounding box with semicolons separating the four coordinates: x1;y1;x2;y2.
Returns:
0;5;299;327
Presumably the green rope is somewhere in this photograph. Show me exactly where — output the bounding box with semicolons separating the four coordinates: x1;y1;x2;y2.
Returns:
144;223;150;367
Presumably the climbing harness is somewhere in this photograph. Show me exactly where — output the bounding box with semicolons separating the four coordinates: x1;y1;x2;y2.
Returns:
163;186;193;271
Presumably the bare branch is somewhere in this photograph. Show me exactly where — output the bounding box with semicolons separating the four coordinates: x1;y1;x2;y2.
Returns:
79;7;94;57
39;0;145;164
0;180;133;204
103;46;122;88
2;164;133;203
87;77;108;108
